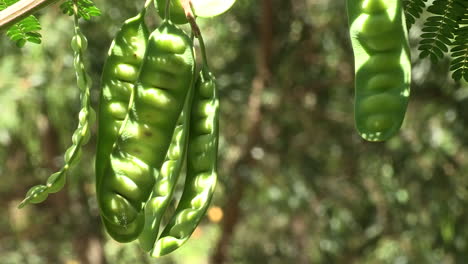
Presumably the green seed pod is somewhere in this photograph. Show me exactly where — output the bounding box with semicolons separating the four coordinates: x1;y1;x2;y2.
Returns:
95;12;150;193
102;213;146;242
99;20;195;243
94;7;151;242
361;0;389;13
25;185;49;204
152;71;218;257
19;17;95;209
71;31;88;51
46;171;66;193
347;0;411;141
138;71;196;252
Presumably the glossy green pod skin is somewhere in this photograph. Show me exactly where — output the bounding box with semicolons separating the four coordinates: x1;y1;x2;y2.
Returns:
138;79;194;251
99;20;195;242
347;0;411;141
95;13;149;192
152;71;218;257
95;12;149;241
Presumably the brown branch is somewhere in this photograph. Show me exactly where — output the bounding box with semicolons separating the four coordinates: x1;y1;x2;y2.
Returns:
181;0;201;38
209;0;273;263
0;0;59;31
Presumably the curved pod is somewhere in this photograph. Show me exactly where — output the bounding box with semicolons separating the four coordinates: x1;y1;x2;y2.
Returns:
98;20;195;242
95;13;149;242
347;0;411;141
138;83;194;251
96;13;149;192
152;71;219;257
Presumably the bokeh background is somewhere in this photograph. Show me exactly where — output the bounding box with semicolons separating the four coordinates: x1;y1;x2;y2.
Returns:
1;0;468;263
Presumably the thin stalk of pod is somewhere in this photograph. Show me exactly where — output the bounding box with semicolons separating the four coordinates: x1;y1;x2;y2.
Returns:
18;0;95;208
95;0;151;195
155;0;189;24
152;28;219;257
347;0;411;141
165;0;171;21
98;0;195;242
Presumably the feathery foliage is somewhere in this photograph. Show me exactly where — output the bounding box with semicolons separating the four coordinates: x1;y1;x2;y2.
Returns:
60;0;101;20
402;0;468;81
418;0;464;61
450;24;468;81
5;16;41;47
404;0;429;27
0;0;41;47
0;0;100;47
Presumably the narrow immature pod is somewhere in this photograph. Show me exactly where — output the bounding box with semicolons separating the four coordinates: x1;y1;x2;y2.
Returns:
99;20;195;242
347;0;411;141
138;82;194;251
152;71;218;257
19;18;94;208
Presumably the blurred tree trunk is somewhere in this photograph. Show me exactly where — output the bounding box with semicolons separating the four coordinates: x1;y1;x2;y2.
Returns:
210;0;273;263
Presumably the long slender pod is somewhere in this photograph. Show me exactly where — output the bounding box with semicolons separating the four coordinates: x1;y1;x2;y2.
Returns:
138;71;195;251
95;0;151;241
152;33;219;257
19;2;95;208
95;0;151;195
99;19;195;242
347;0;411;141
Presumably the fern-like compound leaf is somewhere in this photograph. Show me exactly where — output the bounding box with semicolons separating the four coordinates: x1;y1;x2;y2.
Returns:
418;0;464;63
1;0;42;46
450;25;468;81
60;0;101;20
403;0;429;27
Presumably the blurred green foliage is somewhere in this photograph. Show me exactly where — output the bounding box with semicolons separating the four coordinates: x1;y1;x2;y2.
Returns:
1;0;468;263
